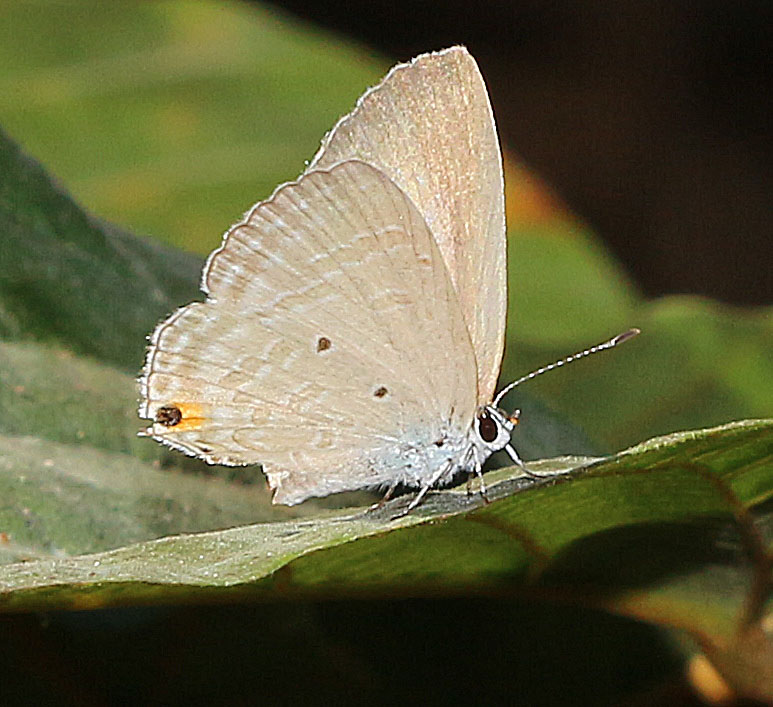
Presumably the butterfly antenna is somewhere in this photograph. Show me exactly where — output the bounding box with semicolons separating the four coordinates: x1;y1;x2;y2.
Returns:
493;328;640;407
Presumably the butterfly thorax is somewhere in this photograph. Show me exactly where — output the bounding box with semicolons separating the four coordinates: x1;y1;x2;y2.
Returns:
377;405;514;491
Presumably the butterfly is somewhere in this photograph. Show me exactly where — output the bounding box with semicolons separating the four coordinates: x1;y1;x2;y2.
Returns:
139;46;636;512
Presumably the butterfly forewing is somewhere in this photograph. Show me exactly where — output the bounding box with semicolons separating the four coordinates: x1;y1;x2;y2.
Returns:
310;47;507;403
140;160;478;504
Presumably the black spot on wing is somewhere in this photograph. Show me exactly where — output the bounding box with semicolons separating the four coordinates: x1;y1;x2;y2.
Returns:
156;405;182;427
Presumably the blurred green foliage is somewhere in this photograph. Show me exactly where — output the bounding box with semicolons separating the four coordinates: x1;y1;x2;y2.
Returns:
0;0;385;253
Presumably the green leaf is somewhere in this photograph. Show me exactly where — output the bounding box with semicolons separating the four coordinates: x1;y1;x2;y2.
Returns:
0;433;279;564
0;340;165;461
0;128;202;371
2;421;771;639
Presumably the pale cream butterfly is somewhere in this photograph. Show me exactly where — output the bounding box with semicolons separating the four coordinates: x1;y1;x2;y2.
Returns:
139;46;637;512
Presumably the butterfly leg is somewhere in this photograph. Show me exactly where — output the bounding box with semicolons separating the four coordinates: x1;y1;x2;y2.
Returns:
368;480;400;512
504;443;537;478
472;462;491;504
505;443;552;479
392;460;454;519
460;446;475;497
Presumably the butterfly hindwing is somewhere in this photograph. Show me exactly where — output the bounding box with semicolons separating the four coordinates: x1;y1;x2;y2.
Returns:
140;160;478;503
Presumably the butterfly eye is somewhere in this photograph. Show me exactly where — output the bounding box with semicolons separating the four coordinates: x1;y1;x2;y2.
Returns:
478;411;499;443
155;405;182;427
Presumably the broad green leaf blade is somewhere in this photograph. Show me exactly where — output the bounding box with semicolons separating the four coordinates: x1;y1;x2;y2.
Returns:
0;340;167;462
0;432;289;565
2;420;770;640
0;128;202;371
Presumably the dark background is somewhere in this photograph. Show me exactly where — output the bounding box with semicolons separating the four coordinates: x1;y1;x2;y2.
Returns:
4;601;689;705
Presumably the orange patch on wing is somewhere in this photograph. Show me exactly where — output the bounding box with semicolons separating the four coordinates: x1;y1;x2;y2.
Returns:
169;402;207;431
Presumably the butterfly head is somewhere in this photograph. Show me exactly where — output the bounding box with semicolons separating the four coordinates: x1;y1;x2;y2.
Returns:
473;405;518;455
